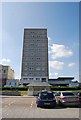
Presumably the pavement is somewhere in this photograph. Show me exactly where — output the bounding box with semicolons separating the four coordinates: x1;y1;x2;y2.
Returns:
1;96;80;118
0;95;35;98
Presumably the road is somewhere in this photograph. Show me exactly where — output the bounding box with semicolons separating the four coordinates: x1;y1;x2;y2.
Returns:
1;96;80;118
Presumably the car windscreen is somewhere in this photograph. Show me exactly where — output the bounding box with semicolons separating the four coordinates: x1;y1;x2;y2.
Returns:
63;92;75;96
40;93;54;99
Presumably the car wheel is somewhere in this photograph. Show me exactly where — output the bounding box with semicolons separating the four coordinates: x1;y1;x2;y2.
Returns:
37;104;40;107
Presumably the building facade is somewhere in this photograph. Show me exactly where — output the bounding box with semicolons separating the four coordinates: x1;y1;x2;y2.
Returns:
48;77;74;86
6;79;19;87
0;65;15;86
21;28;48;84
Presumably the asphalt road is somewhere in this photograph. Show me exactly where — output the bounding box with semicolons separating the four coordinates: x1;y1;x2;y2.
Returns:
1;96;80;118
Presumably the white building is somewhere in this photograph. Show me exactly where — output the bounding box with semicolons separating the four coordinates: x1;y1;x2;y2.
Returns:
69;81;79;87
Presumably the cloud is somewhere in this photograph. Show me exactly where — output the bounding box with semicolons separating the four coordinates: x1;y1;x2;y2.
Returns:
49;61;64;70
49;72;58;78
48;37;51;41
50;44;73;59
0;58;11;65
68;63;76;68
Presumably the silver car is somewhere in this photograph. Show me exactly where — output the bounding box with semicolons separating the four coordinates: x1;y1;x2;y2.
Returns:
55;91;80;107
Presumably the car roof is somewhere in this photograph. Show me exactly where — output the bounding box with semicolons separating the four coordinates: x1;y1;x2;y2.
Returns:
40;91;53;94
60;91;73;93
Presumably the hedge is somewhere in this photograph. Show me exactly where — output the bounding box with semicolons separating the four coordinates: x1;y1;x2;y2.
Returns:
1;86;28;91
0;86;81;91
50;86;81;91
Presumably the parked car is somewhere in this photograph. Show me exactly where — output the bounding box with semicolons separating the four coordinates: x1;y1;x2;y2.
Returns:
77;92;81;103
55;91;80;107
36;91;56;108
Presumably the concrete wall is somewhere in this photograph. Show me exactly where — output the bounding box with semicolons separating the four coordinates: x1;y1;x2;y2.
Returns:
28;86;50;96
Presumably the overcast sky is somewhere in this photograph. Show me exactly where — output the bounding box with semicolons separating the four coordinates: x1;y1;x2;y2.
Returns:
1;2;79;81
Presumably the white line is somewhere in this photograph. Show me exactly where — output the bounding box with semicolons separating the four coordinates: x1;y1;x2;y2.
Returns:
30;101;33;108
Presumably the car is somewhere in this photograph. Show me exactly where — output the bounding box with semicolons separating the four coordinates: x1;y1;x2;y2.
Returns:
55;91;80;107
36;91;56;108
77;92;81;103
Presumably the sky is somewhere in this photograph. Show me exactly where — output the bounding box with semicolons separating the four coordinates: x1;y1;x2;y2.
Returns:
1;2;79;81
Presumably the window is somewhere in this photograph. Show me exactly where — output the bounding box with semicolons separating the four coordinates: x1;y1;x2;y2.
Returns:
30;49;34;51
25;58;29;60
42;72;46;76
9;82;11;85
42;78;46;82
30;62;34;65
42;52;45;56
23;78;28;80
23;73;28;76
62;92;75;96
31;58;34;60
24;63;28;65
24;68;28;71
29;73;33;76
42;35;45;38
36;62;41;65
42;44;45;47
30;44;34;46
29;68;34;71
30;52;34;56
29;78;33;80
36;58;40;60
36;48;40;51
42;68;45;71
24;49;29;52
36;78;40;80
36;44;40;47
37;40;40;42
42;58;45;60
42;48;46;51
31;35;34;38
36;73;40;76
42;63;45;66
3;70;6;73
42;31;45;34
56;92;61;96
31;40;34;42
36;68;40;71
36;52;40;56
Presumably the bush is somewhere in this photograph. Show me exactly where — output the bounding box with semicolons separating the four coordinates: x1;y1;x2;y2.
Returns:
2;86;28;91
50;86;81;91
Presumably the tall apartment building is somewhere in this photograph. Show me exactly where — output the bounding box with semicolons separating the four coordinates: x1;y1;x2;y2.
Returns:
21;28;48;84
0;65;15;86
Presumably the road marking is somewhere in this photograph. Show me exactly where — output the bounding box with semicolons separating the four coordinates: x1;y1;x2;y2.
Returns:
30;101;34;108
9;103;11;105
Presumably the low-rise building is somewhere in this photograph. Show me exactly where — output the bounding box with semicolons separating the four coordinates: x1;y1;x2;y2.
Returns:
69;80;79;87
48;77;74;86
27;81;51;96
0;65;15;86
5;79;19;87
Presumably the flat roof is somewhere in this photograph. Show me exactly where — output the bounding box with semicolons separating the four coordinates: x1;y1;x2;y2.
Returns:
24;28;47;30
27;81;51;87
49;77;74;81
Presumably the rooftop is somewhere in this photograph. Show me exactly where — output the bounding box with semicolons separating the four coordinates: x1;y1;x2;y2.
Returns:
27;81;51;87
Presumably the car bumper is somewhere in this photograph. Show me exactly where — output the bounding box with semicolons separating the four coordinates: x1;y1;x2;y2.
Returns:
36;101;56;107
61;101;80;106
